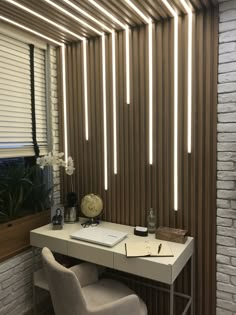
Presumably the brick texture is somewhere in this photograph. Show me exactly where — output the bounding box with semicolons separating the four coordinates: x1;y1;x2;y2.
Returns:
217;1;236;314
49;47;60;205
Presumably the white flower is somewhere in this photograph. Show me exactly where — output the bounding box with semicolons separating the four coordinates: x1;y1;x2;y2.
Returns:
66;157;75;175
37;152;75;176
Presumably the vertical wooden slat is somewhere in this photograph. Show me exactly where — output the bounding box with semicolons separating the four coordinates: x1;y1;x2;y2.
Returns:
115;31;121;224
105;33;111;222
118;30;125;224
128;36;135;226
156;21;163;228
211;8;218;314
163;19;171;227
178;15;186;229
190;12;197;312
81;40;89;199
124;29;130;226
87;39;93;194
205;9;212;315
72;44;78;194
95;37;103;202
66;45;72;199
145;24;151;219
132;28;140;226
109;32;116;223
77;43;84;200
152;22;157;225
139;26;147;227
89;40;97;195
196;11;204;315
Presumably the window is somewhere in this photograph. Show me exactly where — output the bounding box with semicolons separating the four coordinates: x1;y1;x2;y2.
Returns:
0;32;48;158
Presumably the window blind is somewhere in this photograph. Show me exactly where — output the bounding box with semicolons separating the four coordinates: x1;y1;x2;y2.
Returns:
0;33;48;158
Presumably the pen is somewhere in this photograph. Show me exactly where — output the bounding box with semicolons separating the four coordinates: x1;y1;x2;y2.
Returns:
158;243;162;254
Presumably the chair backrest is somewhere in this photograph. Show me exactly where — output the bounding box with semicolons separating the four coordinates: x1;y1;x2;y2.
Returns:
42;247;88;315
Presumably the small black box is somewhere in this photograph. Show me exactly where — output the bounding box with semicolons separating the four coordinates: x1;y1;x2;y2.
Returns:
134;226;148;237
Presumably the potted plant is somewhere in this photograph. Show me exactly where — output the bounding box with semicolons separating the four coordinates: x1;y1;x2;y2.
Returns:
36;152;77;223
0;163;52;262
36;151;76;203
0;152;76;262
0;164;51;222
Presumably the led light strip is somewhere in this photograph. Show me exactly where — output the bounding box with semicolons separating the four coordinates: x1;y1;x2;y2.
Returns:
161;0;179;211
88;0;130;105
102;34;108;190
0;15;62;46
125;0;153;164
5;0;83;40
125;0;150;24
148;22;153;165
62;45;68;161
44;0;103;36
180;0;193;154
83;39;89;141
62;0;112;33
88;0;126;28
125;27;130;105
173;16;178;211
112;31;117;174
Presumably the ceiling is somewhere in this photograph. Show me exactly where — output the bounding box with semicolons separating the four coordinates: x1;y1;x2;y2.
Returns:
0;0;218;45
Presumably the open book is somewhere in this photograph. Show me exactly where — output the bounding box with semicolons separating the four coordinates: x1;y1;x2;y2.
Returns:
125;240;174;258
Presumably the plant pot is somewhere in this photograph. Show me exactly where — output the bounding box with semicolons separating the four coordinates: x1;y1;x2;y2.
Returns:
0;210;50;263
64;205;78;223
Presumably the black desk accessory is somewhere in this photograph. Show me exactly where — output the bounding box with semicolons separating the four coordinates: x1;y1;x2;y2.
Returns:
134;226;148;237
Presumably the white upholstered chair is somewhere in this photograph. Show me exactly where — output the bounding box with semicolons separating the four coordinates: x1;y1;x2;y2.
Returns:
42;247;147;315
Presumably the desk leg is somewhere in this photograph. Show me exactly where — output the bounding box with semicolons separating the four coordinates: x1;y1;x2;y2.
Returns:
32;247;37;315
191;254;194;315
170;283;174;315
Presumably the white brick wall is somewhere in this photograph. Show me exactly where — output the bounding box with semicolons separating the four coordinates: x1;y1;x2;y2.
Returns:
49;47;60;205
0;46;59;315
217;1;236;314
0;250;38;315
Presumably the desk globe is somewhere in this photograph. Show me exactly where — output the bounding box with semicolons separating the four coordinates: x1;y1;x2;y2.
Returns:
80;194;103;225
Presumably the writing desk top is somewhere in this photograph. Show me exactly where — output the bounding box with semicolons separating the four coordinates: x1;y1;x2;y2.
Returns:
31;220;194;284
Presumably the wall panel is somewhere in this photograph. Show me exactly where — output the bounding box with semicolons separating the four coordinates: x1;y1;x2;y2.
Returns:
58;8;218;315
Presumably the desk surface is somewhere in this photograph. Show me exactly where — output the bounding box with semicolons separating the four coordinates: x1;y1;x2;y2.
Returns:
30;220;194;285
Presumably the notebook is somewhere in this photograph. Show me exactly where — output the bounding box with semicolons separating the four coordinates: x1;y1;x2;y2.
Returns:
70;227;128;247
125;240;174;257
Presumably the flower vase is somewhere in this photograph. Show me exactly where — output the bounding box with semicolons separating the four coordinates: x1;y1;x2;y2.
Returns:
64;192;78;223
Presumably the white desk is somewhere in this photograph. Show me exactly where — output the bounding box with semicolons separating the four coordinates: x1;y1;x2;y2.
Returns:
30;220;194;315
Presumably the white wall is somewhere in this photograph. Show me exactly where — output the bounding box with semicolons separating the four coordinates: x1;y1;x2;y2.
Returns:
49;46;61;204
217;1;236;314
0;250;35;315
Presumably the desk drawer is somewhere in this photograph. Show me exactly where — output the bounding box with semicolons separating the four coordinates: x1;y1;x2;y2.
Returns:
68;242;114;268
30;233;68;255
114;253;172;284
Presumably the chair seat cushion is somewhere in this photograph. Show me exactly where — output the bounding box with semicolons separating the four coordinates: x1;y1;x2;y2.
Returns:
82;278;147;315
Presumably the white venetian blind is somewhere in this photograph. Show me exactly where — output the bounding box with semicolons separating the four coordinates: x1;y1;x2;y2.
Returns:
0;33;48;158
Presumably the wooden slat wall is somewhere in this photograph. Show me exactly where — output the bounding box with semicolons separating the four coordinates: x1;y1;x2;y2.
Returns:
57;7;218;315
0;1;219;44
